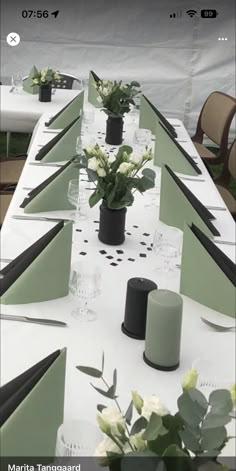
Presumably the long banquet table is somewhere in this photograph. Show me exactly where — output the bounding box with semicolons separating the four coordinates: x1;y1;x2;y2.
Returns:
1;100;235;457
0;86;79;133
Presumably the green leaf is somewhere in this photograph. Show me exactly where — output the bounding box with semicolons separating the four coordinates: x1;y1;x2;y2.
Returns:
121;451;165;471
97;404;106;413
142;168;156;180
148;415;182;456
209;389;233;415
178;392;203;427
142;413;163;441
76;366;102;377
89;189;104;208
125;401;133;425
202;413;231;429
188;388;208;416
131;417;148;435
201;426;227;451
91;383;118;399
179;428;200;453
101;351;105;373
113;369;117;394
162;445;189;457
130;81;141;87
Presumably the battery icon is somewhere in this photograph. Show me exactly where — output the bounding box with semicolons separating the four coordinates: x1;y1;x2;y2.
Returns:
201;9;218;18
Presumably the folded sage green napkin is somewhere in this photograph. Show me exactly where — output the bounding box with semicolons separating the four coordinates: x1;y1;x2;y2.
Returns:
0;348;66;456
36;115;81;162
20;158;79;213
180;223;236;318
139;94;177;138
159;164;219;238
46;90;84;129
154;121;202;176
0;220;73;304
22;66;39;95
88;70;102;107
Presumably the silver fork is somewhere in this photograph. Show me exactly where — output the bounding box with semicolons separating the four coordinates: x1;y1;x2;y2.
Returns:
201;317;236;332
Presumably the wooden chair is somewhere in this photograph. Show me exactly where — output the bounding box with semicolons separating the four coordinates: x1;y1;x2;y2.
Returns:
192;91;236;165
216;140;236;217
0;192;13;226
0;157;25;186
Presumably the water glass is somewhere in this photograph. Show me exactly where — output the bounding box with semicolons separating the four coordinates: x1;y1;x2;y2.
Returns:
69;262;102;321
11;73;22;93
75;136;83;155
133;128;151;150
67;179;88;221
154;241;178;272
55;420;101;457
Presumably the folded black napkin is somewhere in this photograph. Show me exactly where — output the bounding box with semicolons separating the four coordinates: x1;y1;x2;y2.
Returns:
159;121;202;175
0;350;60;426
190;223;236;285
0;221;64;296
142;94;177;138
35;116;80;161
165;165;220;236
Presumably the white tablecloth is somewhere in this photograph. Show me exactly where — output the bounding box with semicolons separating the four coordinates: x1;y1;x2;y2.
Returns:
0;86;79;133
1;106;235;457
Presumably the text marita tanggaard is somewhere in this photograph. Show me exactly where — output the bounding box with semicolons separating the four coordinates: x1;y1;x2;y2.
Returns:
8;466;81;471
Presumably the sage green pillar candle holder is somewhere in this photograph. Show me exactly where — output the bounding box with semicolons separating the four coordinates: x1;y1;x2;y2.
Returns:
144;289;183;371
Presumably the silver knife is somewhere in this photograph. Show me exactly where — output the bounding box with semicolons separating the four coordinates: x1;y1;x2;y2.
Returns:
206;206;227;211
181;177;205;182
29;162;63;167
0;313;67;327
214;240;236;246
12;215;71;222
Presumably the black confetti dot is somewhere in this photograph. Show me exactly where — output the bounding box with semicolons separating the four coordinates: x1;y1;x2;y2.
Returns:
133;225;139;228
84;240;88;243
143;233;150;237
79;252;87;256
93;220;99;223
99;250;107;254
95;229;99;232
116;249;124;254
151;243;153;247
126;232;132;235
110;262;118;266
140;241;147;246
76;229;82;232
140;253;147;258
128;258;135;262
117;258;122;262
147;247;152;251
106;255;113;259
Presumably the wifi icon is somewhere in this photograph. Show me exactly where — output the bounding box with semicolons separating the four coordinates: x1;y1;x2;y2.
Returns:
186;9;197;17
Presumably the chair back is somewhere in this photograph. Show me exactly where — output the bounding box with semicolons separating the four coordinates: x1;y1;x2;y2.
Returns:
52;73;82;90
228;139;236;179
200;92;236;146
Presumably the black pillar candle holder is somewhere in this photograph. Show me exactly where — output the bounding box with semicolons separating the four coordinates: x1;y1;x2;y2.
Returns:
121;277;157;340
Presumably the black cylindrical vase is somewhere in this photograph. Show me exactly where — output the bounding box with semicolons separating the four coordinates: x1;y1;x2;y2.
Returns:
98;200;127;245
105;116;124;145
122;278;157;339
39;84;52;102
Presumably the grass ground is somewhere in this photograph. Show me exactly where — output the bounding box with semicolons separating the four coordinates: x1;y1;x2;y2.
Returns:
0;132;235;199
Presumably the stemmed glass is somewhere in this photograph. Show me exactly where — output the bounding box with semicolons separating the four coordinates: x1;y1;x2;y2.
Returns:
55;420;101;457
154;241;178;272
69;262;102;321
133;129;152;151
11;73;22;94
67;179;88;221
81;109;95;135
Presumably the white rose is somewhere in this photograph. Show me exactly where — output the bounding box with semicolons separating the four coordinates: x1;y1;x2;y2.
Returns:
141;395;169;421
86;145;96;155
88;156;99;171
118;162;133;175
95;436;121;457
98;406;126;435
33;78;39;84
131;154;143;165
97;167;107;177
97;96;103;103
102;87;110;97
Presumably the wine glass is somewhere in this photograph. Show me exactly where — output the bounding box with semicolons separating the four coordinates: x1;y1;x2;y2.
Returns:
154;241;178;272
55;420;101;457
75;136;83;156
69;262;102;321
11;73;22;94
133;129;151;153
81;109;95;135
67;179;88;221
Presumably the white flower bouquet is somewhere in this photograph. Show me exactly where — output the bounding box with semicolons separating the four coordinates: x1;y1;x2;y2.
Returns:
77;356;236;470
95;80;141;118
78;144;155;209
32;66;61;86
